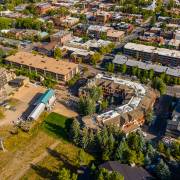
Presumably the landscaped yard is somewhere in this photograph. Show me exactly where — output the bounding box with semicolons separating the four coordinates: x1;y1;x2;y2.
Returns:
41;112;73;139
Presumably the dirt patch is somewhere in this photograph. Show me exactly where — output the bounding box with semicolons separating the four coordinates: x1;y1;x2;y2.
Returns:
0;83;46;127
53;102;78;118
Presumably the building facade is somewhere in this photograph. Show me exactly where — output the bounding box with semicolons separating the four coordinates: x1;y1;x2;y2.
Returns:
124;43;180;67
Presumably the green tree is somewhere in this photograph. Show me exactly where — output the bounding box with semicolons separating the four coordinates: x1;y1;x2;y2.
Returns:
78;96;96;116
106;63;114;73
157;141;165;153
54;47;62;60
77;149;87;167
115;139;128;162
58;168;71;180
131;66;138;76
152;77;166;95
70;120;80;145
150;15;156;26
124;149;137;165
58;168;77;180
89;86;103;102
97;168;124;180
91;52;101;65
171;141;180;160
156;159;171;180
121;64;127;74
100;99;108;111
81;127;89;149
0;17;13;30
145;110;154;125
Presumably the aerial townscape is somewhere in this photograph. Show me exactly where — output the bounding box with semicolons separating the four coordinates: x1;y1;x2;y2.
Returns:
0;0;180;179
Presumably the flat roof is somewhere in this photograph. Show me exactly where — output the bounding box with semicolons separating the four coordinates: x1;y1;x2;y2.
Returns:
113;55;180;77
124;42;180;58
6;52;78;75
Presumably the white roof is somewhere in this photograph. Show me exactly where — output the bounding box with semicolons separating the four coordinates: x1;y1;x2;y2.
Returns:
124;42;180;59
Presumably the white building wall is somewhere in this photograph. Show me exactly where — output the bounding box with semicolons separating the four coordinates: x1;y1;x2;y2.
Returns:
28;103;45;120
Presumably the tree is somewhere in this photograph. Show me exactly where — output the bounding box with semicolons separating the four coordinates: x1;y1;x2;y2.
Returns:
150;15;156;26
77;149;87;167
157;141;165;153
54;48;62;60
169;141;179;160
91;52;101;65
0;17;13;30
58;168;77;180
100;99;108;111
145;110;154;125
81;127;89;149
152;77;166;95
156;159;171;180
97;168;124;180
106;63;114;73
167;0;175;9
131;66;138;76
124;149;137;165
70;120;80;145
89;86;103;102
127;132;145;152
58;168;71;180
110;171;124;180
115;139;128;162
121;64;127;74
100;32;107;40
78;96;96;116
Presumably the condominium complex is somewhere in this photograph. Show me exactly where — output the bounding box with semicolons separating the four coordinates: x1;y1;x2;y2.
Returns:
124;43;180;67
112;55;180;78
5;52;79;82
81;74;156;133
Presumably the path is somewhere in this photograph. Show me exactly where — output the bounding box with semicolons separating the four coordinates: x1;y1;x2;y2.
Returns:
0;131;59;180
13;141;60;180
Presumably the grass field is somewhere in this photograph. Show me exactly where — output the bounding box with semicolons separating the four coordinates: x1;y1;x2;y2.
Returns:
22;112;94;179
0;112;94;179
41;112;73;139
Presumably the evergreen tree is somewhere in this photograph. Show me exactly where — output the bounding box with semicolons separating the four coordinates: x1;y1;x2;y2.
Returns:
121;64;127;74
115;139;128;162
70;120;80;145
156;159;171;180
88;129;95;150
157;141;165;153
81;127;89;149
58;168;71;180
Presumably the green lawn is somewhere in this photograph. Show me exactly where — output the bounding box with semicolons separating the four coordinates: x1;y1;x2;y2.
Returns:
41;112;73;139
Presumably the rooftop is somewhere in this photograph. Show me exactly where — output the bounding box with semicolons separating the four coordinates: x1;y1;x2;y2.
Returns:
6;52;78;75
124;42;180;59
99;161;153;180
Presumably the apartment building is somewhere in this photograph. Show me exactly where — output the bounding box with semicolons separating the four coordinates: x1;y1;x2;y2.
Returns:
5;52;79;82
124;42;180;67
0;68;15;89
50;31;72;45
36;2;52;14
112;55;180;78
